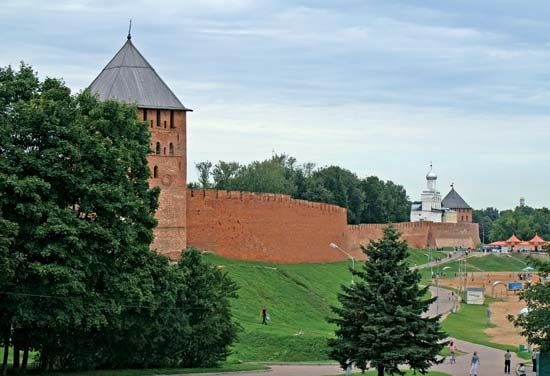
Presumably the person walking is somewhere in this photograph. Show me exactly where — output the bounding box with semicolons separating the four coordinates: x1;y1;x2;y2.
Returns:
504;349;511;374
448;341;457;364
260;307;268;325
470;351;480;376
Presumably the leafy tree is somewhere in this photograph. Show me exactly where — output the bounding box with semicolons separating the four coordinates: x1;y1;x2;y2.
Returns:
0;64;240;371
211;161;241;189
176;248;240;367
328;226;446;375
490;206;550;241
195;161;213;188
473;207;499;243
509;254;550;352
302;166;365;224
193;155;411;225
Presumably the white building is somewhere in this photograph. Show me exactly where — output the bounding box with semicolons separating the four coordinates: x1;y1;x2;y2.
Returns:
410;165;456;223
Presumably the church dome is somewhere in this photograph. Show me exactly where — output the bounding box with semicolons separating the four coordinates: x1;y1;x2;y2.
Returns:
426;171;437;180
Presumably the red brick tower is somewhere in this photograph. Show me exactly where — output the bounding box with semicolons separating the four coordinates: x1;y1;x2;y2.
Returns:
89;34;190;257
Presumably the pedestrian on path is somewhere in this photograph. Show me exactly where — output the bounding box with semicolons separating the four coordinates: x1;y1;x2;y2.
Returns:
448;341;457;364
532;349;539;372
470;351;480;376
504;349;511;374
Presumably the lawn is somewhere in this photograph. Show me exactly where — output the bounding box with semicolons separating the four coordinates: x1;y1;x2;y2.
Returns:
441;300;530;359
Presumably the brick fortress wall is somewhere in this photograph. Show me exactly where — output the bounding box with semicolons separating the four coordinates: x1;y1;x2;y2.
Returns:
186;189;365;263
346;221;480;253
184;189;480;263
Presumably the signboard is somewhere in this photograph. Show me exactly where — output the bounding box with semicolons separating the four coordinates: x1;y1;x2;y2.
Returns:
466;287;485;305
508;282;523;291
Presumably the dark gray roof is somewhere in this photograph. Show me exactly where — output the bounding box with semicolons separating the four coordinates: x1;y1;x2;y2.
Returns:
89;38;189;111
442;187;471;209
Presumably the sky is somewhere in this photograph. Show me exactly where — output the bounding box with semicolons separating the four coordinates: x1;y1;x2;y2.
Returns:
1;0;550;210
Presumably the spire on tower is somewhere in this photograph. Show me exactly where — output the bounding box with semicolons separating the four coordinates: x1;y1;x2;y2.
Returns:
127;19;132;40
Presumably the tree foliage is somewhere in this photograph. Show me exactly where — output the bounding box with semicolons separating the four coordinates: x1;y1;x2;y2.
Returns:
192;155;410;224
328;226;446;375
509;253;550;352
0;64;238;371
489;206;550;242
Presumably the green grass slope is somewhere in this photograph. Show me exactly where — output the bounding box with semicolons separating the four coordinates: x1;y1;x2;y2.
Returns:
205;250;441;362
203;254;353;362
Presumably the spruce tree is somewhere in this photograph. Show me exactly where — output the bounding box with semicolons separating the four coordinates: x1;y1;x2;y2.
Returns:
328;226;446;375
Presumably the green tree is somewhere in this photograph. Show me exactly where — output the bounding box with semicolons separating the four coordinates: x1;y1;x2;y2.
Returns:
195;161;213;188
176;248;240;367
490;206;550;241
211;161;241;189
0;64;158;370
509;254;550;352
473;207;499;243
303;166;365;224
328;226;446;375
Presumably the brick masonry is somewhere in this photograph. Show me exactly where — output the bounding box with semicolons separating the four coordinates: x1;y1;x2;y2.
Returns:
183;189;481;263
143;108;188;257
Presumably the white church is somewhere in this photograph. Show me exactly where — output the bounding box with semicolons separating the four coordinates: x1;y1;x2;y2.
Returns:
410;165;459;223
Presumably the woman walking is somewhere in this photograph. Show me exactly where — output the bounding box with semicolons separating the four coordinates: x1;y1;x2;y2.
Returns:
470;351;480;376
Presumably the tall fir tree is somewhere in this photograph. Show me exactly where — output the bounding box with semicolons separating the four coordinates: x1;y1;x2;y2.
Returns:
328;226;446;376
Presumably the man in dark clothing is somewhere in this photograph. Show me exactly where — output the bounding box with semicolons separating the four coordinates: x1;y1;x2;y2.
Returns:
260;307;268;325
504;349;511;374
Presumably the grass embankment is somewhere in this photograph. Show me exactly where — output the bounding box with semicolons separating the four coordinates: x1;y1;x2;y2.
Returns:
206;250;444;362
204;254;352;362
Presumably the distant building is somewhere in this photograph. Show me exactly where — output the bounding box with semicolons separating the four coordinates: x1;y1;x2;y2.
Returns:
488;234;547;251
410;165;473;224
442;185;472;223
410;165;455;223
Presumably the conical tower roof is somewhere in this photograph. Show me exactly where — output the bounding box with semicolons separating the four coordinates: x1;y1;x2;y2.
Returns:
89;37;189;110
442;186;471;209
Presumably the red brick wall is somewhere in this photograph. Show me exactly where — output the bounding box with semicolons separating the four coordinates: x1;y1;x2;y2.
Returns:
346;221;480;251
142;108;188;257
185;189;480;263
186;189;364;263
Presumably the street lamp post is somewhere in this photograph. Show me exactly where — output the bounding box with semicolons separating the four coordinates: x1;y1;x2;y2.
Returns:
329;243;355;285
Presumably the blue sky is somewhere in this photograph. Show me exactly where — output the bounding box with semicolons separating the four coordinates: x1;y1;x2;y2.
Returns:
2;0;550;210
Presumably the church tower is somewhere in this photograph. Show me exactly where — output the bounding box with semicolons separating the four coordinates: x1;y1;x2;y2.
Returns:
89;34;190;257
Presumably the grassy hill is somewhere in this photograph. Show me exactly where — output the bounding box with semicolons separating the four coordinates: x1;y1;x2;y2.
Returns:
203;249;444;362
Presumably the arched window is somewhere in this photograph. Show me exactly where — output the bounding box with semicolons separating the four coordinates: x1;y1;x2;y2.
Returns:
153;166;158;178
156;142;161;154
156;110;161;127
169;143;174;155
